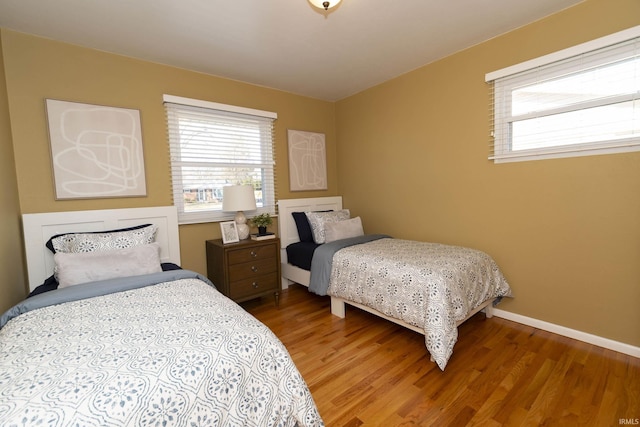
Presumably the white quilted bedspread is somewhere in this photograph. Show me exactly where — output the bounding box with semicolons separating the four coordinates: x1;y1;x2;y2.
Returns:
0;279;323;426
327;238;512;370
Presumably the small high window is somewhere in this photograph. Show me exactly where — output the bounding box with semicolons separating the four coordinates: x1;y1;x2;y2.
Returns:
486;26;640;163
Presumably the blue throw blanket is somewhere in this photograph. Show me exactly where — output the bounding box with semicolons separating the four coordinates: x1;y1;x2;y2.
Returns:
0;269;212;329
308;234;390;295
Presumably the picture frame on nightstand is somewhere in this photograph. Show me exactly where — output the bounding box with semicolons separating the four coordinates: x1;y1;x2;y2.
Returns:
220;221;239;244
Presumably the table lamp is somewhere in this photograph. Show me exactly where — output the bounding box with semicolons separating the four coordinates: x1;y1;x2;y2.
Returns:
222;185;256;240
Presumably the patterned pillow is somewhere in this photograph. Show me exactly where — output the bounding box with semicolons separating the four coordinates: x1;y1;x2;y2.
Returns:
47;224;158;254
292;210;332;242
305;209;350;244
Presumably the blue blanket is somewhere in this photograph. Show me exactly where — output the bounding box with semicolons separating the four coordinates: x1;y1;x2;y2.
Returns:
0;269;212;329
308;234;390;295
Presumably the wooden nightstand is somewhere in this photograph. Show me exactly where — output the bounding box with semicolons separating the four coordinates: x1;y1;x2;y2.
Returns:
206;238;281;306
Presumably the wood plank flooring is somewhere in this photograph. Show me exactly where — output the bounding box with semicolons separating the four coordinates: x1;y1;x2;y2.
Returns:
241;284;640;427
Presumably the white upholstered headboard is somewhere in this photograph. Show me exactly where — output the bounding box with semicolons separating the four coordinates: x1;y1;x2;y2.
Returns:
22;206;181;292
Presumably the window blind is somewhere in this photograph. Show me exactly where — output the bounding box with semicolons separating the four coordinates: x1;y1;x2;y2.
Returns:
487;26;640;163
164;95;277;224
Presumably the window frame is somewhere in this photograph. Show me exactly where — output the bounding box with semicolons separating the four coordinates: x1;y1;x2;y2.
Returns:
486;25;640;163
163;95;277;224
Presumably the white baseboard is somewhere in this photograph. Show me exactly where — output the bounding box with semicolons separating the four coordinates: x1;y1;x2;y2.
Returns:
493;308;640;359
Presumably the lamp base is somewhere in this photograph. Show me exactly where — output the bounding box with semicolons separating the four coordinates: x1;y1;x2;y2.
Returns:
235;211;250;240
236;223;250;240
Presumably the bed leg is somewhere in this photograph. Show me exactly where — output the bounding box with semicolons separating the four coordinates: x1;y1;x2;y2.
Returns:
330;297;346;318
484;302;494;319
281;278;291;290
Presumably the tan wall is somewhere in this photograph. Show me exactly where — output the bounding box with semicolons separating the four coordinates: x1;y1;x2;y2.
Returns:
2;0;639;348
0;31;27;313
1;29;338;303
336;0;640;346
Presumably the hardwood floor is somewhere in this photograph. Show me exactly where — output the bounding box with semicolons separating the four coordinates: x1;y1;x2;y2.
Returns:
242;284;640;426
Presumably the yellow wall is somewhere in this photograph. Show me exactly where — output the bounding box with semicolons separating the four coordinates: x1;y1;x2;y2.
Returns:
336;0;640;346
0;29;338;312
0;31;27;311
1;0;639;349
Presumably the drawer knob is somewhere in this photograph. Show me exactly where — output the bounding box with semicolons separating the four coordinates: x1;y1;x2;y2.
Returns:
252;282;259;289
250;251;258;258
251;266;258;272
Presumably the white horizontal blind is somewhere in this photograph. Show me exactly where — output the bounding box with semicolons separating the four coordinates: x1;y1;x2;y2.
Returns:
164;96;277;224
487;27;640;163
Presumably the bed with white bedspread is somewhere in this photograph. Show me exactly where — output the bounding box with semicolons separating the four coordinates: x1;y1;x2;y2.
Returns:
277;197;512;370
0;206;323;426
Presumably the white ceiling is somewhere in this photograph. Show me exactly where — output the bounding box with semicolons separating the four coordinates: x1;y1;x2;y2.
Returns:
0;0;583;101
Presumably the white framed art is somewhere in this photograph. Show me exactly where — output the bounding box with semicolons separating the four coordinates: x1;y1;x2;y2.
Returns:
220;221;240;244
45;99;147;199
287;129;327;191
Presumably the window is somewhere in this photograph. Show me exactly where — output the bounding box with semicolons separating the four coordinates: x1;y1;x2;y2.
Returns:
486;26;640;163
164;95;277;224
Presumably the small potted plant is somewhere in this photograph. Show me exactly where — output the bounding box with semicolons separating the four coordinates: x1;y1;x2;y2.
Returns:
251;213;273;235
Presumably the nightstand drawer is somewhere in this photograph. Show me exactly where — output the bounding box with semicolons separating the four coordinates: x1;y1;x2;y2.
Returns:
229;272;279;300
227;244;277;265
228;258;277;282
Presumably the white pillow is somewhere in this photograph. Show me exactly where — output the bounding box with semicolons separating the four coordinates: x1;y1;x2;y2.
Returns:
305;209;350;244
55;243;163;288
324;217;364;243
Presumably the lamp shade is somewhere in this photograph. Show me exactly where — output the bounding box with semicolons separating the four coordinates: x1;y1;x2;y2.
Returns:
222;185;257;212
222;185;256;240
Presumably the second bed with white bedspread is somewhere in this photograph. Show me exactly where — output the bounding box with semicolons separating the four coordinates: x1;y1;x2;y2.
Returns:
323;238;512;370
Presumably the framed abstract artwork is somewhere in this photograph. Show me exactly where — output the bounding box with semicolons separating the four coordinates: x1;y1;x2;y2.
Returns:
287;129;327;191
45;99;147;199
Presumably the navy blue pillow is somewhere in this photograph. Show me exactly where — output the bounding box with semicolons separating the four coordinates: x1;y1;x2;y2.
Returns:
292;212;314;242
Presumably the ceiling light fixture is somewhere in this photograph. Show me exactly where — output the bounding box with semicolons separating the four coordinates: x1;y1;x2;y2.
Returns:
308;0;342;11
